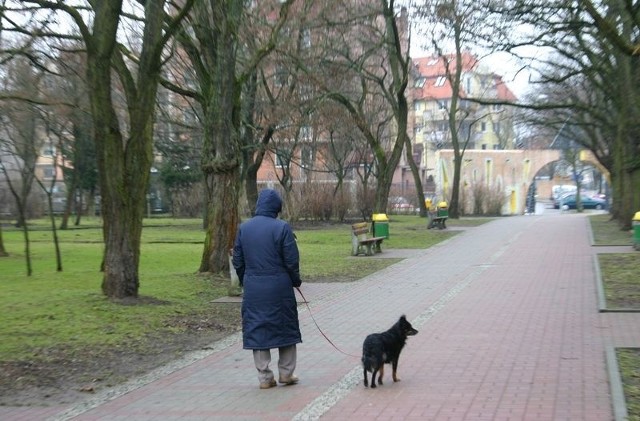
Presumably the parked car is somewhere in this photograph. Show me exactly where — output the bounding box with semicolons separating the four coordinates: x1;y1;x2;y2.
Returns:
553;192;572;209
553;191;586;209
555;193;606;210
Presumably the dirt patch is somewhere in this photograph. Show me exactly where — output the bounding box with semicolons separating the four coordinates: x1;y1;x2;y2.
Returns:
0;274;341;408
0;303;242;407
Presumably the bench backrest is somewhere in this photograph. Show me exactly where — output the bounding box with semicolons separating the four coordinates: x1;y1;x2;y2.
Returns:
351;222;370;239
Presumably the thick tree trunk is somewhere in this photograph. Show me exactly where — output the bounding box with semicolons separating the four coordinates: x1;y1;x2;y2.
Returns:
197;0;244;274
0;224;8;257
86;0;164;298
100;193;146;297
97;122;152;297
244;168;259;215
200;170;241;273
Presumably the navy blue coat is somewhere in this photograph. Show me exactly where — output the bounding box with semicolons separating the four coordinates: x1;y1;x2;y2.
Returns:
232;189;302;350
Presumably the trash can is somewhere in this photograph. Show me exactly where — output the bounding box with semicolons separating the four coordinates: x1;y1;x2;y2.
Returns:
436;201;448;218
372;213;389;239
633;212;640;251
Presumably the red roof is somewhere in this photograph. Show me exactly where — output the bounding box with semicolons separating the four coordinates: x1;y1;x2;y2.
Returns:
413;53;516;102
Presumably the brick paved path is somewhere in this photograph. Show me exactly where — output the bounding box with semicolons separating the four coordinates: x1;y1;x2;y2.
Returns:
3;212;639;420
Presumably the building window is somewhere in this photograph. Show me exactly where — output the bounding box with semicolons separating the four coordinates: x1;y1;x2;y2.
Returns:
481;122;486;132
300;126;312;140
435;76;446;87
301;146;312;168
301;28;311;48
299;84;313;101
481;144;487;150
275;150;290;168
275;65;288;87
43;166;56;179
42;145;55;156
415;77;426;88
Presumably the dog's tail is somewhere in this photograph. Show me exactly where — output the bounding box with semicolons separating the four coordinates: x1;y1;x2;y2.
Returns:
362;355;369;370
362;352;379;372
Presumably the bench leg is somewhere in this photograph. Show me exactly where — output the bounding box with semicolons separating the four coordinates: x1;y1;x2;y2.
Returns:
365;243;374;256
352;237;365;256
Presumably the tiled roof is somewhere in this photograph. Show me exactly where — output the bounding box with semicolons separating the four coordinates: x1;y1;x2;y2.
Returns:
413;53;516;102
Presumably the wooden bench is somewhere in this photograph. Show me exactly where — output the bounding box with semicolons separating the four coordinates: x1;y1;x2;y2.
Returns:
351;222;385;256
427;209;448;230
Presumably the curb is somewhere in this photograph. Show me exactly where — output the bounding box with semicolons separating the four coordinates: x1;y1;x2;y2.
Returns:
606;346;629;421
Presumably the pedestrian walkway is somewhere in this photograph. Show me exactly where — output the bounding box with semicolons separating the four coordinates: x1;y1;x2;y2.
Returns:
4;212;639;420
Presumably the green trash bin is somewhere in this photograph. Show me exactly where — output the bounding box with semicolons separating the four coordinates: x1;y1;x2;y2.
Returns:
372;213;389;239
436;201;449;218
633;212;640;251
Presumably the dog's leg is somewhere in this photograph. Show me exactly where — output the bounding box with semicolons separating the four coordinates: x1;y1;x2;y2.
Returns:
377;364;384;386
370;367;379;388
363;367;369;387
392;359;400;382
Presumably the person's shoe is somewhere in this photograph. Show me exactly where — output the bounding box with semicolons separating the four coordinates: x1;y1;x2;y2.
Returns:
278;375;299;385
259;379;277;389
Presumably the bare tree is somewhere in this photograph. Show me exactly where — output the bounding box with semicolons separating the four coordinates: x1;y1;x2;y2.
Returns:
0;56;43;275
51;48;97;228
165;0;295;274
298;0;413;215
8;0;196;297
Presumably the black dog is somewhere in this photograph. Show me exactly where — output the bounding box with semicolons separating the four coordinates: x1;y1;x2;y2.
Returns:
362;315;418;388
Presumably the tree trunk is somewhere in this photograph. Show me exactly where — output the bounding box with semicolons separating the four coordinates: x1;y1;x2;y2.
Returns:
59;174;77;230
200;170;241;273
86;0;167;298
0;224;8;257
198;0;243;273
405;135;426;216
43;191;63;271
449;151;463;218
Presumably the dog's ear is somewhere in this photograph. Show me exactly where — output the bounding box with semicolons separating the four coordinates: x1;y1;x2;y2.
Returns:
400;314;407;321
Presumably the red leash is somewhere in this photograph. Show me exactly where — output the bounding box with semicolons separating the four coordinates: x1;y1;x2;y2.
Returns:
295;287;360;358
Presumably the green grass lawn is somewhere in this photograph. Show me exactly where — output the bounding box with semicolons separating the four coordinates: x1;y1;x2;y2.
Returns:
0;214;471;363
599;253;640;310
589;213;634;246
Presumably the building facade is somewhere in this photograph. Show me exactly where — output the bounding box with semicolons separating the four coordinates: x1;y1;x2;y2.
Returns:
411;53;518;192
